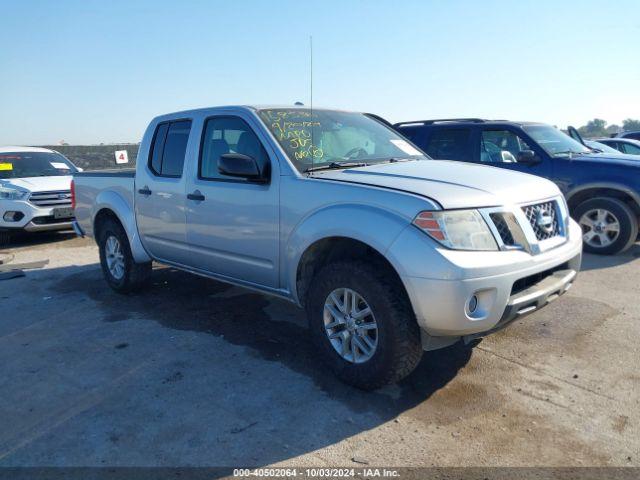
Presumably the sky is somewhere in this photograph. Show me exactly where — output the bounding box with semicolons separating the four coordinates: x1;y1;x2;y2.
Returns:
1;0;639;145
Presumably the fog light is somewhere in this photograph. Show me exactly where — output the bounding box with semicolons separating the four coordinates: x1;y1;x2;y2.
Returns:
3;211;24;222
467;295;479;314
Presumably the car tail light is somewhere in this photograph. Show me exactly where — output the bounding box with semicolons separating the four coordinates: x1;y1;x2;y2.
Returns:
71;180;76;210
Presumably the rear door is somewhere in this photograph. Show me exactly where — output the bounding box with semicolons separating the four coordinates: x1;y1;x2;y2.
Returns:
183;113;280;288
135;119;192;265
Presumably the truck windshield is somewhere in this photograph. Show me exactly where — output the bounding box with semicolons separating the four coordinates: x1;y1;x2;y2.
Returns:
257;109;427;172
522;125;591;157
0;152;78;179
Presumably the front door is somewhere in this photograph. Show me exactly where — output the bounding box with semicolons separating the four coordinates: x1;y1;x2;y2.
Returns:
135;119;192;265
184;114;279;288
478;127;551;178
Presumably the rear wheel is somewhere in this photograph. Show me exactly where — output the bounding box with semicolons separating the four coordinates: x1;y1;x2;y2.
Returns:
97;218;151;293
573;197;638;255
306;260;422;390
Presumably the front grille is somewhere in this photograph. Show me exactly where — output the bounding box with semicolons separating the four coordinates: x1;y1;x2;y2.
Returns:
522;201;560;241
511;262;568;295
490;213;515;246
32;215;74;225
29;190;72;207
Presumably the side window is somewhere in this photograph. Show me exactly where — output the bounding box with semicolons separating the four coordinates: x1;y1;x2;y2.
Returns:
200;116;269;180
480;129;532;163
622;142;640;155
424;129;471;161
148;120;192;177
149;123;169;174
609;141;624;152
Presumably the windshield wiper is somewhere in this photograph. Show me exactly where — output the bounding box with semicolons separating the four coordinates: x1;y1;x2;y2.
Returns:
305;161;368;173
553;150;586;157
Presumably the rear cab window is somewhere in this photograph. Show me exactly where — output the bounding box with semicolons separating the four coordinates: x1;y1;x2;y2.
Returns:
149;120;192;177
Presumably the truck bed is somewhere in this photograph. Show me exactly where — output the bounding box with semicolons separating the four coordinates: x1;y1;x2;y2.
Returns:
73;170;136;239
74;168;135;178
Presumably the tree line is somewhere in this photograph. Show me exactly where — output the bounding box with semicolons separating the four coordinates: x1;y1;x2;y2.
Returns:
577;118;640;138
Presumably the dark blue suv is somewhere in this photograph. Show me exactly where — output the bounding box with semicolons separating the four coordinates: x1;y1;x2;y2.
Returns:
394;118;640;255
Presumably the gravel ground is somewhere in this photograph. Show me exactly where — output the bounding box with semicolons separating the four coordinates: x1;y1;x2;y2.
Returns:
0;231;638;468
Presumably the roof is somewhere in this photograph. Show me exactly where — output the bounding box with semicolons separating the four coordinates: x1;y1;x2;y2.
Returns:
597;137;640;145
151;104;357;122
0;146;56;153
394;118;547;128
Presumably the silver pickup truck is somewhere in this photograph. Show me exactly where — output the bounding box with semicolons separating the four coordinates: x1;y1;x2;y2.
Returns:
73;106;582;389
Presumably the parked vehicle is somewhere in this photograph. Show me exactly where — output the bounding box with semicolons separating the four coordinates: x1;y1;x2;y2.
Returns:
614;131;640;141
395;119;640;255
0;146;79;244
584;140;621;154
593;138;640;156
73;106;582;389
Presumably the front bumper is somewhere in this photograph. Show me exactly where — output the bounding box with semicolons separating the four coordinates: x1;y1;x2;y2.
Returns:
389;217;583;341
0;199;74;233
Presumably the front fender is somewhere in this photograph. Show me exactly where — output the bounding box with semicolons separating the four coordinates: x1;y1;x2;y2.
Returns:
93;190;151;263
284;203;411;304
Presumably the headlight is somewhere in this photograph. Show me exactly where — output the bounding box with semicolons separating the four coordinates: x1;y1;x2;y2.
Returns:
0;186;28;200
413;209;498;251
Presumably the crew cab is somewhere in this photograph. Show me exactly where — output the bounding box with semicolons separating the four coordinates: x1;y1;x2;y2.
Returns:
0;146;78;244
73;106;582;389
395;119;640;255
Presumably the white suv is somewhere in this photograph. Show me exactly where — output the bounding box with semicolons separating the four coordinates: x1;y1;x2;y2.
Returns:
0;146;79;243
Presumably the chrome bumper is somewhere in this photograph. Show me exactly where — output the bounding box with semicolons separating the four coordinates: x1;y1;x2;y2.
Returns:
23;220;74;232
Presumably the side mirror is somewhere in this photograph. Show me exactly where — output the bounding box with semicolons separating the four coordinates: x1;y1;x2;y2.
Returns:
517;150;541;165
218;153;267;182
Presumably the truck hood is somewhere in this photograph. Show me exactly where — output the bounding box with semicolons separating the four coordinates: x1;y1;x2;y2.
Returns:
568;152;640;167
313;160;560;209
0;175;73;193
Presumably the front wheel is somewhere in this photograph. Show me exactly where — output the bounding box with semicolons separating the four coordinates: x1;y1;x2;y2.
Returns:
306;261;422;390
97;218;151;293
573;197;638;255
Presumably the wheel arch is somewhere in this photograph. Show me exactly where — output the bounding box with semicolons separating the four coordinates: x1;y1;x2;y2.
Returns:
284;203;412;305
294;236;410;309
566;184;640;218
92;191;151;263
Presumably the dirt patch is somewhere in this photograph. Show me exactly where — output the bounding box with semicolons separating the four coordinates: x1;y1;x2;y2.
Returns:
496;295;618;356
612;415;630;434
52;266;476;419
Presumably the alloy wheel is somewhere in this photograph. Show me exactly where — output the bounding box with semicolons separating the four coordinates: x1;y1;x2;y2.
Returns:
323;288;378;364
579;208;620;248
105;235;125;280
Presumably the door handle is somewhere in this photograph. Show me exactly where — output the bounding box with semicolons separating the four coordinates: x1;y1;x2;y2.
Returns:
187;191;205;202
138;186;152;196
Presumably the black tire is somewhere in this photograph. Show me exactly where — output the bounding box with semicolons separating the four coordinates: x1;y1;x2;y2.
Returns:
97;217;151;293
572;197;638;255
0;231;11;247
306;260;422;390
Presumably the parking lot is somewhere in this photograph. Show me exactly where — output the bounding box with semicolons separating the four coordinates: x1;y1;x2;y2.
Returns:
0;232;638;467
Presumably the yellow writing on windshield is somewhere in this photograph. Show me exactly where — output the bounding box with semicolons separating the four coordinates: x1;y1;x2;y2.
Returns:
0;163;13;171
262;110;325;162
